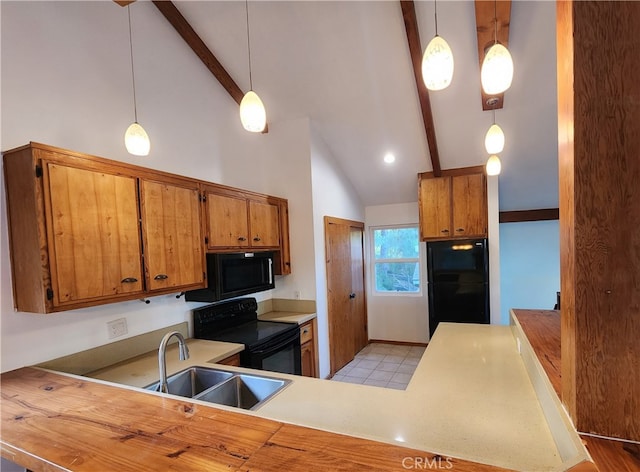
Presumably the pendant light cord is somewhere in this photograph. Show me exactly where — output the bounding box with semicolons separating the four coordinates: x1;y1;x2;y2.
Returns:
434;0;439;36
127;5;138;123
245;0;254;91
493;0;498;44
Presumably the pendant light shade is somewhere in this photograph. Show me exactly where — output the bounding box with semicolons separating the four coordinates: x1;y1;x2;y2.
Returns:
486;154;502;176
124;122;150;156
421;0;453;91
240;90;267;132
481;43;514;95
484;123;505;154
422;35;454;91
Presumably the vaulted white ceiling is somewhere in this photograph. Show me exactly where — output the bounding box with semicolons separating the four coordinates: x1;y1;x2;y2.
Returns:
168;1;558;210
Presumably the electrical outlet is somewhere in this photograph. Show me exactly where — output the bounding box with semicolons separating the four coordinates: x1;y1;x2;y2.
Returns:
294;290;301;300
107;318;128;339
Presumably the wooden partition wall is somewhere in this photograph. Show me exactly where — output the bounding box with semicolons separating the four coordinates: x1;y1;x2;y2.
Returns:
557;1;640;441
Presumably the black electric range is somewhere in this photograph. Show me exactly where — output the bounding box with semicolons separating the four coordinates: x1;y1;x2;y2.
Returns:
192;298;301;375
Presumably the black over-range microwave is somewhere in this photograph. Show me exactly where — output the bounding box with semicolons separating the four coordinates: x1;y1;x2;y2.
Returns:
185;252;275;302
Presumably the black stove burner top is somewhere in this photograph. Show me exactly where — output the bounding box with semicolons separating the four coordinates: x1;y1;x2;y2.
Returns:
192;298;297;350
197;319;295;349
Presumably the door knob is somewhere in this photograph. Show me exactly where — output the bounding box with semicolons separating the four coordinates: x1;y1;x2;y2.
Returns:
349;293;356;299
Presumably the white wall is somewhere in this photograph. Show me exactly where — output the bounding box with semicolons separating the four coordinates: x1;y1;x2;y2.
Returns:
0;2;317;372
365;203;429;343
487;174;501;324
499;220;560;323
309;124;364;378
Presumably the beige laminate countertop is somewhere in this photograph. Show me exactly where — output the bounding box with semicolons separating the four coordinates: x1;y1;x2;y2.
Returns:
82;322;566;471
85;339;244;388
258;310;316;325
258;323;563;471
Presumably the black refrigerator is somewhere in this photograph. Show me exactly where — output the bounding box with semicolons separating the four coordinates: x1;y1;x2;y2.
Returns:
426;238;490;337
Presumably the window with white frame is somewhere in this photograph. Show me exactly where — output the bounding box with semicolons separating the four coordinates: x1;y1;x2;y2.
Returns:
372;225;421;294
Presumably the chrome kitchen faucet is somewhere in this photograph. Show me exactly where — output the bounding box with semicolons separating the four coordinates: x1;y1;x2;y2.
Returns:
158;331;190;393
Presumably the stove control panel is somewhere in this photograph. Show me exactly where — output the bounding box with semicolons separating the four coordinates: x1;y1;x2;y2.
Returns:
192;297;259;337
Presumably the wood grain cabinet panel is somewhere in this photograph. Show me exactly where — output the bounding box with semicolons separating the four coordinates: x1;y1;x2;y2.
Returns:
45;163;144;305
140;180;204;292
451;173;487;237
418;171;487;241
300;320;318;378
205;192;249;249
419;176;451;239
249;200;280;248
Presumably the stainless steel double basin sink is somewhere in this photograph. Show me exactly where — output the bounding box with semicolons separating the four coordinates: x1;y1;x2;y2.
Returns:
145;366;290;411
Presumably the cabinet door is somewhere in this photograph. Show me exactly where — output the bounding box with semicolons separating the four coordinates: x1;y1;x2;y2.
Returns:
205;192;249;249
249;200;280;247
140;180;204;291
419;176;451;239
452;174;487;237
301;342;316;378
218;353;241;366
300;320;317;377
45;163;143;304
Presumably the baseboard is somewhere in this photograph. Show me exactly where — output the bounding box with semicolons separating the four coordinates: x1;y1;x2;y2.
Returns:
367;339;428;347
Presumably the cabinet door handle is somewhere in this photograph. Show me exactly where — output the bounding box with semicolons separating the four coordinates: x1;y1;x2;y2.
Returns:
154;274;169;280
302;328;309;334
238;236;247;241
349;292;356;299
455;228;465;232
253;236;261;242
441;229;449;233
121;277;138;284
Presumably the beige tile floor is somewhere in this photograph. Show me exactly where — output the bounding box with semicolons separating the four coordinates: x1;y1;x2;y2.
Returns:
330;343;426;390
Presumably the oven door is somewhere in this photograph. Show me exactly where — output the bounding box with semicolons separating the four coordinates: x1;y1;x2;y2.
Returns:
243;329;301;375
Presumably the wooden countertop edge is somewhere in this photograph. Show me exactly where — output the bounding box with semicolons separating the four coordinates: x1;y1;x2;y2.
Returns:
510;310;598;472
1;367;514;472
511;309;640;471
1;442;68;472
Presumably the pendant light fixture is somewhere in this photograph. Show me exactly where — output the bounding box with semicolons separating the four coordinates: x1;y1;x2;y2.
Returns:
486;154;502;176
480;0;514;95
239;0;266;132
421;0;454;91
484;109;505;154
124;5;150;156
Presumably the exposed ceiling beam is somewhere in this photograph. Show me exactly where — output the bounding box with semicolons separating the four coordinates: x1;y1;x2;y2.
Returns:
499;208;559;223
474;0;511;111
399;0;442;177
151;1;244;105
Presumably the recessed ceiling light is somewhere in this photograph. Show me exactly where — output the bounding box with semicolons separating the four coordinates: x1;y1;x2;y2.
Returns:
384;152;396;164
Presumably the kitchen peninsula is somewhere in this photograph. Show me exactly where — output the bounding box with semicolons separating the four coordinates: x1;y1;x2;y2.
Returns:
1;322;595;472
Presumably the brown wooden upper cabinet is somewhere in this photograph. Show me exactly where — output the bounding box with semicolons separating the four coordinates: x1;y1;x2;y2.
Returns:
140;179;204;292
45;162;145;306
3;143;205;313
418;172;487;240
203;185;291;274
